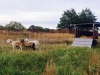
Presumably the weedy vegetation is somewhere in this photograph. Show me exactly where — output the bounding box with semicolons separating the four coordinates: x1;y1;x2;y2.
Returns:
0;32;100;75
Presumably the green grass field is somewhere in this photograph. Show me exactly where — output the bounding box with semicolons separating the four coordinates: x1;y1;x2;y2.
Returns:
0;32;100;75
0;43;100;75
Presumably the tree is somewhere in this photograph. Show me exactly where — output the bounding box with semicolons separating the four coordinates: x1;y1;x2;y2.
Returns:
28;25;50;32
57;8;79;30
28;25;35;32
57;8;97;31
34;26;44;32
43;28;50;32
5;21;25;31
28;25;44;32
79;8;97;23
0;25;5;33
0;25;5;30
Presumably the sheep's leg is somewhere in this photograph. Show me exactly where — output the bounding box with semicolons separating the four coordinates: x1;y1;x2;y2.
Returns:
35;44;37;48
25;46;27;49
19;46;22;50
32;43;36;50
13;45;14;51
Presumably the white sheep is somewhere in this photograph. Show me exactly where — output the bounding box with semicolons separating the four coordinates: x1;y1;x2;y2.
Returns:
21;39;39;50
6;39;23;51
25;39;39;48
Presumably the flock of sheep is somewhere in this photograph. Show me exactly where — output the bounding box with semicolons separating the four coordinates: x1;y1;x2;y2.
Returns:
6;38;40;51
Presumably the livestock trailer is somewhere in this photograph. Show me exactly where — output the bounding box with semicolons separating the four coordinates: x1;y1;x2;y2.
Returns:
71;22;100;48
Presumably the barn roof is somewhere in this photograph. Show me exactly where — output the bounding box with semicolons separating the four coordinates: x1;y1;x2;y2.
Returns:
71;22;100;27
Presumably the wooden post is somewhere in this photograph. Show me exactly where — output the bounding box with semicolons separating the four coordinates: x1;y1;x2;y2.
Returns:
79;27;80;37
93;24;95;39
77;27;79;38
74;24;77;38
93;24;98;39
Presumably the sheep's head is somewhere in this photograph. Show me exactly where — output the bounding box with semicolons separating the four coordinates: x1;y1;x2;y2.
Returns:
20;39;24;42
20;39;28;46
7;39;12;44
25;38;28;42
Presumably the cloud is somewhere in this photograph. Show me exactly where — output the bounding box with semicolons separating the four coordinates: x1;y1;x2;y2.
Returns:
0;9;62;29
0;0;100;29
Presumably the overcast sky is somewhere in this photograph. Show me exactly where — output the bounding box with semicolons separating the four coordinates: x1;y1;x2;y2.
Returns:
0;0;100;29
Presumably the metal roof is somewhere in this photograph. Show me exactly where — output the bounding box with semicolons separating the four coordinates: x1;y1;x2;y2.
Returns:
71;22;100;27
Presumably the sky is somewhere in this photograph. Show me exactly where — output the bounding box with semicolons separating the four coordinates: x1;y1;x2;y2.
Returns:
0;0;100;29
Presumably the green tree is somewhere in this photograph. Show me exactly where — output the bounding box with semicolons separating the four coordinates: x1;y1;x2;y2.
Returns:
0;25;5;33
57;8;97;30
57;8;79;30
79;8;97;23
28;25;50;32
5;21;25;31
28;25;35;32
35;26;44;32
28;25;44;32
43;28;50;32
0;25;5;30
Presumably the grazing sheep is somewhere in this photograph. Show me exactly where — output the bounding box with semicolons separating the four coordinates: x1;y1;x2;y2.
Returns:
6;39;23;51
20;39;39;50
25;39;39;48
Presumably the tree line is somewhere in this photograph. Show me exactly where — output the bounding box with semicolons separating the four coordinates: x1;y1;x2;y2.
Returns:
0;8;98;33
57;8;97;31
0;21;50;33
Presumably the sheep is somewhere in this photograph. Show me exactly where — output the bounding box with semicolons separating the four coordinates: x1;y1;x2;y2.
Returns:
25;39;39;49
6;39;23;51
20;39;39;50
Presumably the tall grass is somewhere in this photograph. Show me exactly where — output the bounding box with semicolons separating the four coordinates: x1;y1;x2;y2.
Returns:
0;32;74;45
0;44;100;75
0;32;100;75
43;59;55;75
